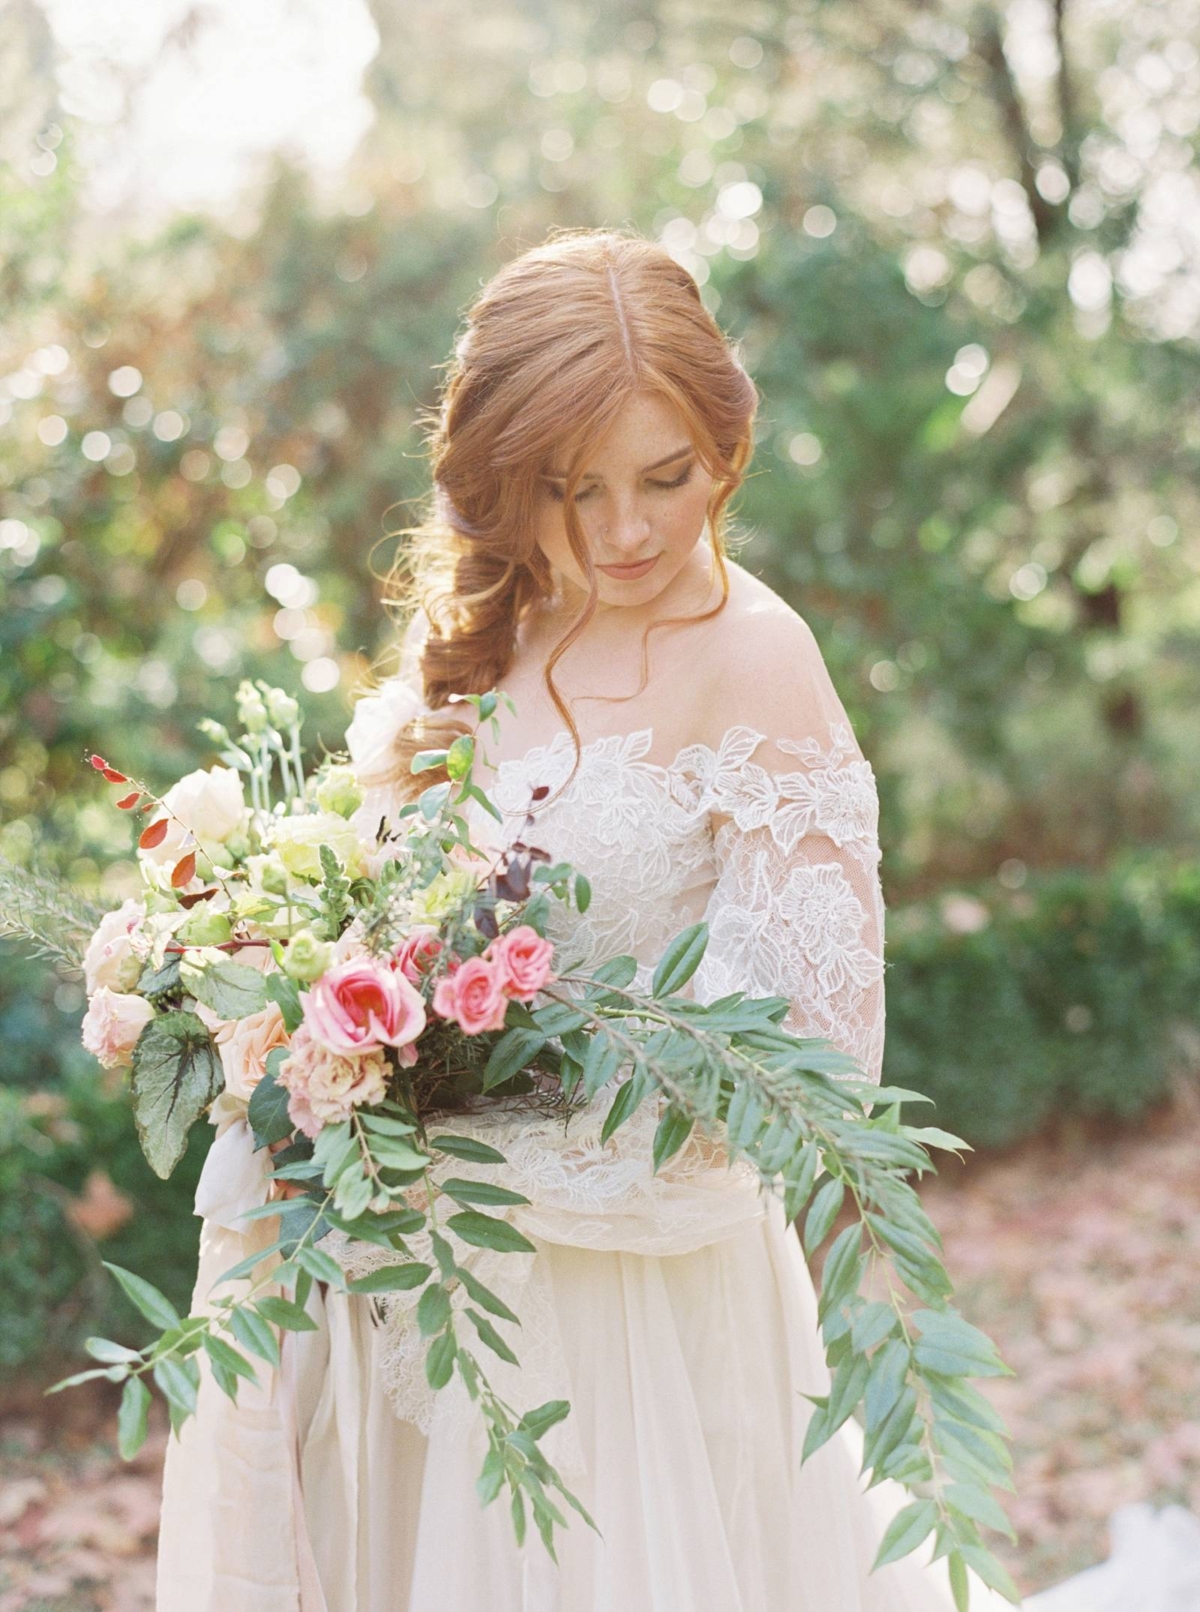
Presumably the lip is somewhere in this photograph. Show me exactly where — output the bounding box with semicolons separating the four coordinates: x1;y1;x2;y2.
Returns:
597;555;660;579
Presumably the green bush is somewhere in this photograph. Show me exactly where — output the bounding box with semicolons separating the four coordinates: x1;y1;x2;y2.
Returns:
885;853;1200;1148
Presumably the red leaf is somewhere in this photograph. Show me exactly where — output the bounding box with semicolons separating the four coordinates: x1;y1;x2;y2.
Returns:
89;754;109;770
178;887;218;909
102;768;128;784
171;852;197;888
139;817;169;850
116;791;142;810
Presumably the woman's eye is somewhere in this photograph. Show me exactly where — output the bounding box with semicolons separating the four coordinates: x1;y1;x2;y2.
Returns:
544;462;692;503
650;464;693;491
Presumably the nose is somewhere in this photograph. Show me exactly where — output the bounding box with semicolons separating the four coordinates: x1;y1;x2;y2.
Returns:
596;494;652;561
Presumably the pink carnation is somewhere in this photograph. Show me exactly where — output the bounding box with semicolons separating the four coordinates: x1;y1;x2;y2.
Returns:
392;926;443;986
275;1020;389;1139
431;955;508;1035
302;954;426;1056
485;925;555;1003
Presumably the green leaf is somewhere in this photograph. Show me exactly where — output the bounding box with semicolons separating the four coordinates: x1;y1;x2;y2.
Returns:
801;1396;834;1460
430;1134;507;1165
803;1177;844;1256
248;1061;293;1147
864;1339;911;1432
521;1400;571;1440
725;1082;765;1152
956;1543;1022;1603
652;921;709;997
482;1028;548;1092
368;1135;432;1171
417;1284;452;1336
202;1332;259;1387
447;1211;536;1255
467;1308;519;1365
851;1302;898;1354
349;1262;433;1295
441;1178;530;1208
945;1482;1018;1542
294;1245;348;1289
599;1071;649;1144
948;1550;971;1612
587;954;637;990
264;972;303;1032
179;953;269;1019
581;1032;623;1100
574;873;591;913
530;1001;588;1036
871;1499;938;1572
46;1367;131;1394
256;1296;319;1332
129;1011;224;1179
912;1310;1011;1379
153;1354;200;1420
825;1350;871;1435
651;1105;694;1172
477;1446;505;1505
456;1266;520;1325
85;1336;142;1365
360;1113;418;1137
103;1262;181;1331
229;1305;281;1367
818;1225;863;1326
425;1329;456;1389
117;1376;151;1460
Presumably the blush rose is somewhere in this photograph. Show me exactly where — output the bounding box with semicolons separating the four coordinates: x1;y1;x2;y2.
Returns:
485;925;555;1003
302;954;425;1060
431;956;508;1035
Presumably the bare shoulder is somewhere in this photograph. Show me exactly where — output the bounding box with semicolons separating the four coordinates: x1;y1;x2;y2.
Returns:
696;560;839;735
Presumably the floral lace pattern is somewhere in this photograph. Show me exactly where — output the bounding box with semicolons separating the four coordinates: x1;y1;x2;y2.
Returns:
341;677;887;1433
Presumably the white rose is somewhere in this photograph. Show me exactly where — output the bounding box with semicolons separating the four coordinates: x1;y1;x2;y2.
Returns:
83;898;146;994
138;766;246;869
268;812;367;881
81;988;155;1070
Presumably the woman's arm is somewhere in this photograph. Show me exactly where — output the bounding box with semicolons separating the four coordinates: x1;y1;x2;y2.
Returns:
691;606;886;1085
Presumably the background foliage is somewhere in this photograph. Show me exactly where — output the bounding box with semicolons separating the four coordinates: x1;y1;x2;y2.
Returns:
1;0;1197;1372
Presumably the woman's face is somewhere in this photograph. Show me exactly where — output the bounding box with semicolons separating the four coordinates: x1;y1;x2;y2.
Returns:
533;391;715;614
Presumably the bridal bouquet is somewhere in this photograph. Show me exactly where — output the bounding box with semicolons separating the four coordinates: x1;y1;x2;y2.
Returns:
7;678;1018;1606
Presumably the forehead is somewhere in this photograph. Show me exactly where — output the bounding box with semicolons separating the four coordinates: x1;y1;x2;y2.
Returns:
549;391;693;477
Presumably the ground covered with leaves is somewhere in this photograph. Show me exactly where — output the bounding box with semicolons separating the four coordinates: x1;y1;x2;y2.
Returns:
2;1097;1198;1610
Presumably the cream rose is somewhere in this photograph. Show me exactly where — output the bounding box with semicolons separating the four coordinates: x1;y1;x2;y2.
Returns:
83;898;146;994
138;766;246;869
268;812;367;881
210;1000;291;1102
81;988;155;1069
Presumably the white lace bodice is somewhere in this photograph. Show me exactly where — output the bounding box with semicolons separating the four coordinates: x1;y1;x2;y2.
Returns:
340;629;887;1446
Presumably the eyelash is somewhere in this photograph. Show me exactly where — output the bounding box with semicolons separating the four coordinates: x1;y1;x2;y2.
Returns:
546;464;694;503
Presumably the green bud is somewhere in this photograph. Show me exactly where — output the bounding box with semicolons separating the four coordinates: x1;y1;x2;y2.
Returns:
264;686;300;729
178;910;233;946
281;928;333;983
248;852;290;896
235;678;269;734
315;764;364;819
222;829;251;862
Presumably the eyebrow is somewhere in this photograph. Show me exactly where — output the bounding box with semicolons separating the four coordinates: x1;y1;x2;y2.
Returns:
543;444;694;481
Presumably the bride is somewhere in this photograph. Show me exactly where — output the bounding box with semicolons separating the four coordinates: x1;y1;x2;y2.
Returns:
155;226;1198;1611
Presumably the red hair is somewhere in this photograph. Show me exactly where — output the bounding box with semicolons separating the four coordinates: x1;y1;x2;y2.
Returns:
359;224;760;804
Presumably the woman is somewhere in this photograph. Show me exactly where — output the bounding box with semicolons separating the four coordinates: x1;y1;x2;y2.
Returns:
156;227;1191;1611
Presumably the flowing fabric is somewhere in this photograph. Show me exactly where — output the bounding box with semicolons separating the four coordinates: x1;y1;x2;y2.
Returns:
156;616;1200;1611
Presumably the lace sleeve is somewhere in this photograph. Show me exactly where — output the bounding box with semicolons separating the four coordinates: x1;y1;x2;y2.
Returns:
690;626;887;1086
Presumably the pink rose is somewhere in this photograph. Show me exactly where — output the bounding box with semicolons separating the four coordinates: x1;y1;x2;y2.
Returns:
81;987;155;1069
392;926;443;986
486;925;555;1003
302;955;426;1055
276;1020;390;1139
211;1001;291;1102
432;955;508;1035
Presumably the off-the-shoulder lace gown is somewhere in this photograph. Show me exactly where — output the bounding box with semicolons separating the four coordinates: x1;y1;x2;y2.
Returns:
155;627;1193;1612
